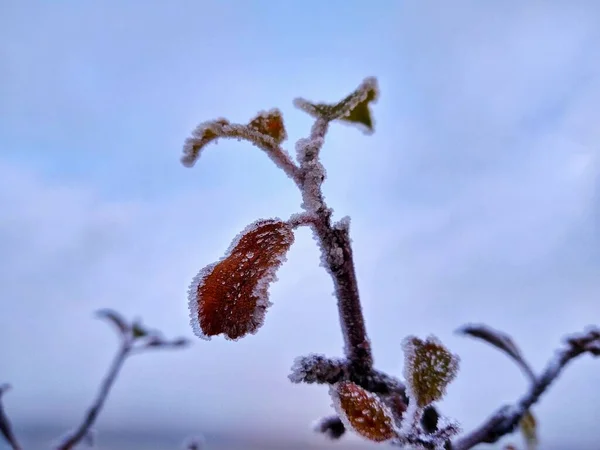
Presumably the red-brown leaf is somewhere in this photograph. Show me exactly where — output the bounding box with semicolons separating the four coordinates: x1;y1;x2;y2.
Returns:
247;109;287;144
331;381;396;442
188;219;294;340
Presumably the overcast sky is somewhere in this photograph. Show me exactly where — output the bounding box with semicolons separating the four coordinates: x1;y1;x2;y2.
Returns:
1;1;599;449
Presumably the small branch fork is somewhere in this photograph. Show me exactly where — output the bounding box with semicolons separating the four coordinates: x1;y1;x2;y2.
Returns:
0;310;189;450
452;326;600;450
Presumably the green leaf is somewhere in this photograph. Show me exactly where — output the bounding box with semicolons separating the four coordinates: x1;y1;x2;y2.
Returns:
520;410;538;450
402;335;460;408
293;77;379;134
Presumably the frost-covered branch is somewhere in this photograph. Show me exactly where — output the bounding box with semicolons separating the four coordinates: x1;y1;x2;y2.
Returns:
56;310;189;450
180;77;599;449
296;118;373;374
181;114;302;185
451;326;600;450
0;384;22;450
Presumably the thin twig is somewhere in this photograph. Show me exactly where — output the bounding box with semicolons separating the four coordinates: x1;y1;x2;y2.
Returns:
451;327;600;450
56;339;132;450
0;384;22;450
55;311;190;450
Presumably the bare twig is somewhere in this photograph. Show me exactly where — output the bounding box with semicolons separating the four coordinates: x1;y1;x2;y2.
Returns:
457;324;536;382
56;311;190;450
56;340;131;450
451;326;600;450
0;384;22;450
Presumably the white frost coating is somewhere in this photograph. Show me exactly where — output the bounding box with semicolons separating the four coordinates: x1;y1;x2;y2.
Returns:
295;136;324;163
182;119;298;179
398;394;421;438
400;335;460;437
187;217;294;341
296;136;328;213
187;262;218;341
334;215;351;231
328;383;395;443
292;77;379;125
288;354;346;383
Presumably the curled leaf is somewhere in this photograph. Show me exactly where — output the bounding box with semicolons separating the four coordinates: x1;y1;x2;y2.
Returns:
181;118;230;167
248;109;287;144
293;77;379;134
456;323;535;381
519;410;538;450
188;218;295;340
330;381;396;442
403;335;460;408
96;309;129;335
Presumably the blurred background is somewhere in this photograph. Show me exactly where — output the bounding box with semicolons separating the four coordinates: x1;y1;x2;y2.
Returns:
1;1;599;449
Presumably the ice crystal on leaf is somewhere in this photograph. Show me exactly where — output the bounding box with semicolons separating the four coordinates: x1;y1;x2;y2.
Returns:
293;77;379;134
247;109;287;144
181;118;230;167
403;335;460;408
181;112;296;181
330;381;396;443
188;219;295;340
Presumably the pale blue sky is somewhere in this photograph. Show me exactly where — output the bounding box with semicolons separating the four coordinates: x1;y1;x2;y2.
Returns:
1;1;599;449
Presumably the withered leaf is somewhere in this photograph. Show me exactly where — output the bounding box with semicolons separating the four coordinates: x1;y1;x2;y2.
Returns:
188;219;294;340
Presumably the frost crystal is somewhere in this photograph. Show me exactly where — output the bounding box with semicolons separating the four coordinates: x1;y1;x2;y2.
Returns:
288;354;347;384
187;218;295;340
402;335;460;409
293;77;379;134
330;381;396;443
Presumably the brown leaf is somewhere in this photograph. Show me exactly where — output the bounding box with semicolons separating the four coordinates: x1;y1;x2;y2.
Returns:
403;335;460;408
331;381;396;442
188;219;294;340
247;109;287;144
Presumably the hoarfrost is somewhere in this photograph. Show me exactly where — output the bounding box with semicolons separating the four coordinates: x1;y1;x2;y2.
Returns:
288;354;347;384
187;218;295;341
402;335;460;409
188;262;219;341
329;381;396;443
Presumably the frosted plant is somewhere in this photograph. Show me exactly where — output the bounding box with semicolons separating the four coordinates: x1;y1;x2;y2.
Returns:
3;78;597;450
177;77;600;450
